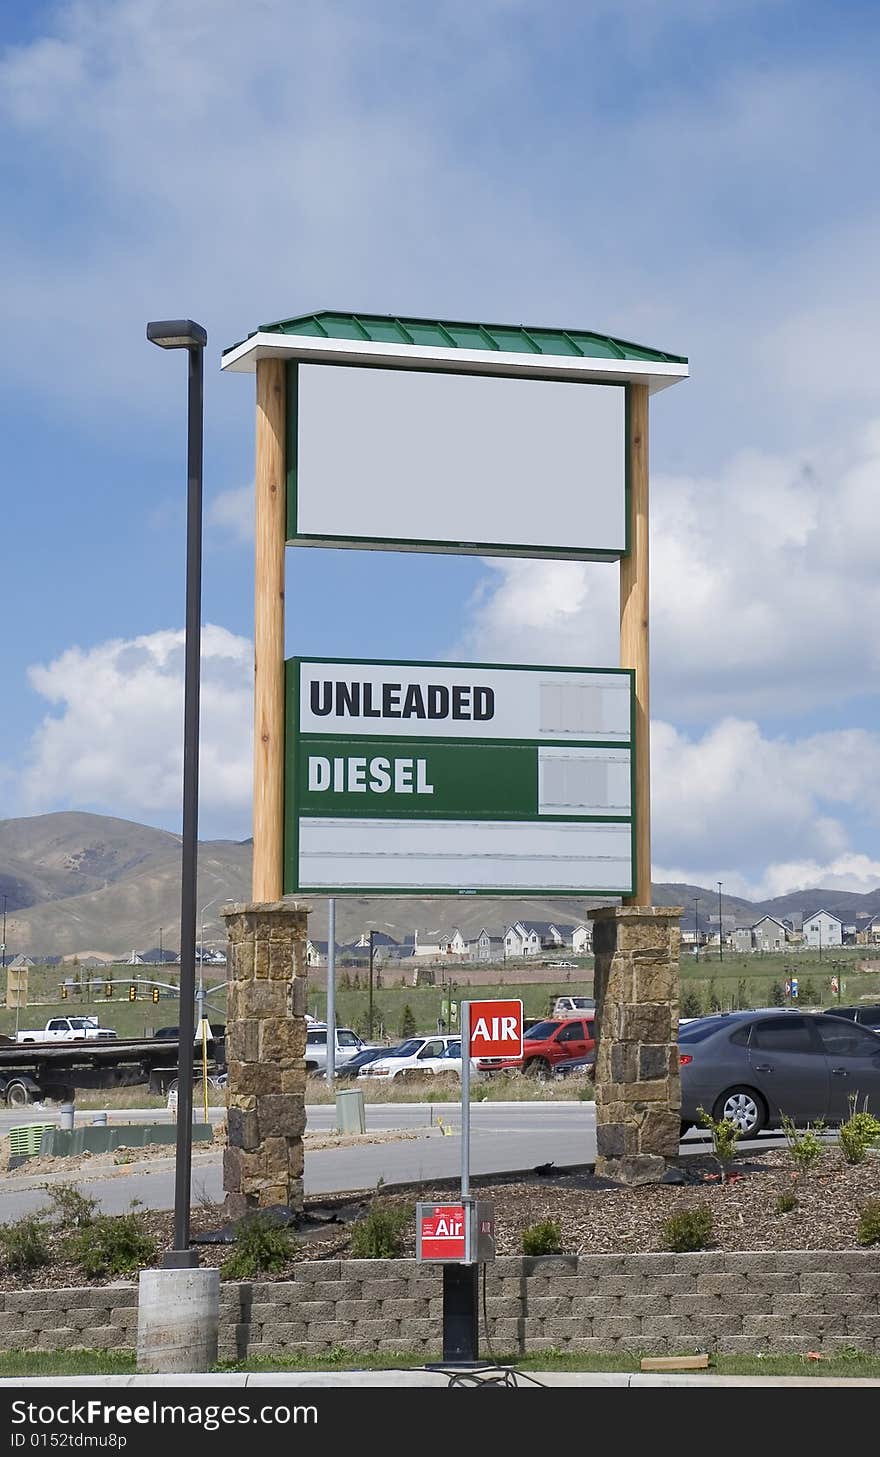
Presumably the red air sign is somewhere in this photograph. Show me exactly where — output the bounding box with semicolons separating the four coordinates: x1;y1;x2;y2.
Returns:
468;999;523;1059
419;1203;467;1261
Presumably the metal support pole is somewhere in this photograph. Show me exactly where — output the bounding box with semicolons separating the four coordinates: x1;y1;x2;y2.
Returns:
461;1000;470;1198
441;1264;480;1364
368;930;375;1040
165;338;203;1269
326;899;336;1083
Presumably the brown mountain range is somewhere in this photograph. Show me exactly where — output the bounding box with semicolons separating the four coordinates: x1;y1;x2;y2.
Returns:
1;812;877;959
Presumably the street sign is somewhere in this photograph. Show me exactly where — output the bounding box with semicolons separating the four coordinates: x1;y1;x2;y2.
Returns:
286;657;635;895
468;999;523;1060
417;1203;467;1261
790;977;799;999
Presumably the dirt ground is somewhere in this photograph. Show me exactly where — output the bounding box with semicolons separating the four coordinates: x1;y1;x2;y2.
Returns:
1;1146;878;1290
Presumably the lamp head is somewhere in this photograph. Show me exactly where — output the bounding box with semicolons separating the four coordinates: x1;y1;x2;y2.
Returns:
146;319;207;350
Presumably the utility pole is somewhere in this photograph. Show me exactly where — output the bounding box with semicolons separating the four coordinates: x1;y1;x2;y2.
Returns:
368;930;375;1040
717;882;723;964
694;897;700;956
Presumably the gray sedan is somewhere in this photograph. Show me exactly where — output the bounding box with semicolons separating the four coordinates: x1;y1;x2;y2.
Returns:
679;1010;880;1136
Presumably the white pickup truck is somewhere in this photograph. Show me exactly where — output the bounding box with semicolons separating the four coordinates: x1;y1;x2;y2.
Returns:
16;1016;118;1045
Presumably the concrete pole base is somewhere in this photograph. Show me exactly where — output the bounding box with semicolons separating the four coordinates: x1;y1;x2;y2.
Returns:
137;1267;220;1373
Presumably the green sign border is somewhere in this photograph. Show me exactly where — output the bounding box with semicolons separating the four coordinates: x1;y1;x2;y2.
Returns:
284;656;636;897
285;362;631;562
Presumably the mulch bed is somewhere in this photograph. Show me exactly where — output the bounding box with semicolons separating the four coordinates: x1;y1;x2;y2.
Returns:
1;1146;878;1289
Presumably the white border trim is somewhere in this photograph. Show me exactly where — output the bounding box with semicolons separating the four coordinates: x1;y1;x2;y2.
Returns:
220;331;689;393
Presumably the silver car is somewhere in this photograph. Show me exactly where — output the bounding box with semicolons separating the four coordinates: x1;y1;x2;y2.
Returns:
679;1010;880;1136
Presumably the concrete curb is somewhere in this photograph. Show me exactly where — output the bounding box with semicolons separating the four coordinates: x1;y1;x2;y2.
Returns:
2;1371;878;1388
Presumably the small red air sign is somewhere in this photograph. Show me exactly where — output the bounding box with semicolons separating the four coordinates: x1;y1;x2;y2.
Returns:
468;999;523;1059
419;1203;467;1261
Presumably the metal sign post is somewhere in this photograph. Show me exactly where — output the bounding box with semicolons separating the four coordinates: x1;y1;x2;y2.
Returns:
460;999;471;1199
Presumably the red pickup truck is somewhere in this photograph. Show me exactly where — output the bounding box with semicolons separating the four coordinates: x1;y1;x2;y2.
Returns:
476;1015;596;1078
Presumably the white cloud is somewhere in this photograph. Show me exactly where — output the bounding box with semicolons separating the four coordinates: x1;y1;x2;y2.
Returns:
208;486;253;543
458;419;880;719
24;625;253;836
651;716;880;898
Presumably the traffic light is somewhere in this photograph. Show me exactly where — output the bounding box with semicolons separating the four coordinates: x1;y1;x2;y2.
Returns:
104;981;113;998
152;986;160;1003
129;983;137;1001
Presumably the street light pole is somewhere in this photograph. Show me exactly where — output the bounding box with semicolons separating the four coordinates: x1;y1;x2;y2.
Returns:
694;897;700;957
368;930;375;1040
717;881;723;964
1;894;6;971
147;318;207;1269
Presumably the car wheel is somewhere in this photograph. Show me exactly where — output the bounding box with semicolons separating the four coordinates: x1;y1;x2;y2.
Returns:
525;1057;552;1080
6;1081;32;1108
712;1086;767;1137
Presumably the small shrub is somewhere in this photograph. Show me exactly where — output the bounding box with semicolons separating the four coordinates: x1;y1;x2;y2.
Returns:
521;1219;563;1256
680;989;703;1020
697;1106;740;1181
770;980;786;1006
43;1182;97;1229
838;1100;880;1165
0;1216;51;1272
781;1113;825;1176
661;1206;713;1253
857;1201;880;1246
776;1192;798;1214
398;1004;417;1039
65;1211;157;1278
220;1213;297;1280
349;1200;409;1259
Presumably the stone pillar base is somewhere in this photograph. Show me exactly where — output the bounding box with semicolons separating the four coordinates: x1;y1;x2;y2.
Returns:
589;905;683;1186
222;901;309;1216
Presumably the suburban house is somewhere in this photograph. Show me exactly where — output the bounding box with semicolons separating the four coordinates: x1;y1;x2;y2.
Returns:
752;916;787;952
572;924;593;954
857;914;880;946
475;929;506;962
448;929;469;956
802;909;843;949
412;930;453;958
503;921;574;957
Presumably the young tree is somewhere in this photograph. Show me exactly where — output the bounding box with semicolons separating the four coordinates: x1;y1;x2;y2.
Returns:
399;1004;417;1039
681;988;703;1020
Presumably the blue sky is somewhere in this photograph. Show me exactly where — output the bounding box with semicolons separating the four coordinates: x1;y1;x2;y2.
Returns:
1;0;879;898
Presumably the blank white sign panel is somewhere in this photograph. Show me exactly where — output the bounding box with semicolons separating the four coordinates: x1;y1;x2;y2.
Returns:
298;818;633;893
294;365;626;558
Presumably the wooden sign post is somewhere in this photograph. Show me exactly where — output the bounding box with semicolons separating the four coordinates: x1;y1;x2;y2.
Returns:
252;358;286;901
621;382;651;906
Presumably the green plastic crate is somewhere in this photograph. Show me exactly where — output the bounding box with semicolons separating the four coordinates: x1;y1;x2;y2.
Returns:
8;1124;54;1158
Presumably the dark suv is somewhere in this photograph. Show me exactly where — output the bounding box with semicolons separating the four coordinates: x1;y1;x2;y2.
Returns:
825;1004;880;1031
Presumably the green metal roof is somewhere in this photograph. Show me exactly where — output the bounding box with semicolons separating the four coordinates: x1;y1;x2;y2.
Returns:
252;310;686;366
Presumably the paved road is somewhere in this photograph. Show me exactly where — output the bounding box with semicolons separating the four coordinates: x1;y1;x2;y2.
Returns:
0;1101;805;1220
1;1102;594;1219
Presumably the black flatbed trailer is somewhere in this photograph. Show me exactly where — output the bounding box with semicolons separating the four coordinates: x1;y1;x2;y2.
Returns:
0;1035;226;1106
